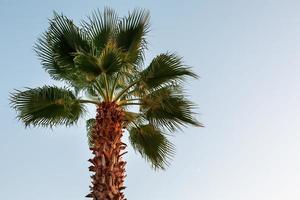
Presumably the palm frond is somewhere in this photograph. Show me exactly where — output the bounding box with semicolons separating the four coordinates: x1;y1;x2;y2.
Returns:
141;86;202;131
140;53;198;90
123;111;145;129
35;12;91;88
35;33;64;81
86;118;96;147
74;52;102;79
49;12;90;67
82;8;118;53
84;84;101;100
98;46;124;75
129;124;175;169
117;9;150;65
10;86;85;127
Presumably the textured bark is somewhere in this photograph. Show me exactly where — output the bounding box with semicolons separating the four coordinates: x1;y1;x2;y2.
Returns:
86;102;126;200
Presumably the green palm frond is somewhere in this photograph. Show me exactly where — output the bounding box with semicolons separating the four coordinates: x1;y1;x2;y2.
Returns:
141;86;202;131
74;52;101;79
140;53;198;90
123;111;145;129
73;47;125;83
35;33;88;87
117;9;150;65
86;118;96;147
98;46;124;75
84;84;101;100
35;33;63;81
35;12;91;88
129;124;175;169
48;12;90;67
10;86;85;127
82;8;118;53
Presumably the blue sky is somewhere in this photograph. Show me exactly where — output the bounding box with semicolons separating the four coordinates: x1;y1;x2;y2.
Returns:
1;0;300;199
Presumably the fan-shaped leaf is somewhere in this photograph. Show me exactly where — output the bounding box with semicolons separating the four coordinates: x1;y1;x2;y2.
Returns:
10;86;85;127
99;47;124;75
129;124;175;169
141;86;202;131
74;53;101;79
140;53;198;89
82;8;118;53
49;12;90;67
35;12;91;88
117;9;150;65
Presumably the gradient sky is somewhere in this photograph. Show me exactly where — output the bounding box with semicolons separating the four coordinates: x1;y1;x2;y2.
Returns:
1;0;300;199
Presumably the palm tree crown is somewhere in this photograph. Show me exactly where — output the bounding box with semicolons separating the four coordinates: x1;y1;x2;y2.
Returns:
10;8;201;170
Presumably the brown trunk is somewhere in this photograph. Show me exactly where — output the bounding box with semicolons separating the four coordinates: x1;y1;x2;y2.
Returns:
86;102;126;200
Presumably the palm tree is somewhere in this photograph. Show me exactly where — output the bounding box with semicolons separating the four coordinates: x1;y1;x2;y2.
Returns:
10;8;202;200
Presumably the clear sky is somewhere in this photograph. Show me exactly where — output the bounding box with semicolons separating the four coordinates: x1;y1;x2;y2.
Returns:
1;0;300;199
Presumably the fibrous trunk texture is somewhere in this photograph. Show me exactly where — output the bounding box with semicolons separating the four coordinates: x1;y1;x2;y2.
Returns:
86;102;126;200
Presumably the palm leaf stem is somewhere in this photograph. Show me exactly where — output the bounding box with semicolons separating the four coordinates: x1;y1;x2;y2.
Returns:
104;74;110;101
119;102;142;106
132;120;140;129
114;80;139;101
110;73;119;100
79;99;99;105
95;80;106;100
125;98;141;101
118;98;141;105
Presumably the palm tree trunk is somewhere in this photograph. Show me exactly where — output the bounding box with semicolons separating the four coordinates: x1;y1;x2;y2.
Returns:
86;102;126;200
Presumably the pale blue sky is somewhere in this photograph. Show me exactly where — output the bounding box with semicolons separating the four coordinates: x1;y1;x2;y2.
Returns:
1;0;300;199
